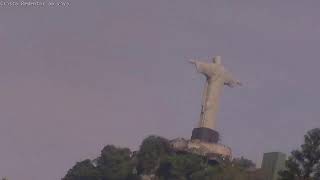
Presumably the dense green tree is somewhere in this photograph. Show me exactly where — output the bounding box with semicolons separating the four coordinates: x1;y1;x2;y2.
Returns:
136;136;172;174
63;135;256;180
157;153;207;180
278;128;320;180
63;159;101;180
232;156;256;170
217;164;250;180
97;145;134;180
189;166;221;180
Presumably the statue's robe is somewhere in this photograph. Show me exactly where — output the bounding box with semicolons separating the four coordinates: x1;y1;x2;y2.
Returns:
194;61;238;130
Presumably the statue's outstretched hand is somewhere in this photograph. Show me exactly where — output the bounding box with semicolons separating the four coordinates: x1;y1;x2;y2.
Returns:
225;80;242;87
188;60;196;65
236;80;242;86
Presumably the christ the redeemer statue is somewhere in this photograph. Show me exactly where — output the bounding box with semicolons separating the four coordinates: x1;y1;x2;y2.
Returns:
189;56;241;131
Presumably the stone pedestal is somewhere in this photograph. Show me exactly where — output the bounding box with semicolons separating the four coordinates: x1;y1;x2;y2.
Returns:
187;139;232;158
170;138;232;158
191;127;220;143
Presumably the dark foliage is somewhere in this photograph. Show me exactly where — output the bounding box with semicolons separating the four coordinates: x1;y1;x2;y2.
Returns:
62;135;253;180
97;145;134;180
278;128;320;180
232;156;256;170
63;159;100;180
157;153;206;180
136;135;172;174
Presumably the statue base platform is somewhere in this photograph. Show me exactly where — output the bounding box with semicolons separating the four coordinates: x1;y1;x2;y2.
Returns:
170;138;232;159
191;127;220;143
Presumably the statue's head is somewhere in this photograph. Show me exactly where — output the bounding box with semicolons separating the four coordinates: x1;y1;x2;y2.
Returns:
213;56;222;64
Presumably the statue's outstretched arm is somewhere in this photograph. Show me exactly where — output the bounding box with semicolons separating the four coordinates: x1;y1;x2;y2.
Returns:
224;72;242;87
188;60;211;76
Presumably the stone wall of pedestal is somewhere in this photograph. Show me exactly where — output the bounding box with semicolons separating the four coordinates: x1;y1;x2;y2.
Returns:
170;138;232;158
188;139;232;157
191;127;220;143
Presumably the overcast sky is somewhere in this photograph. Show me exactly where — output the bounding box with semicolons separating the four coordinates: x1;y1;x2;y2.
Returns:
0;0;320;179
